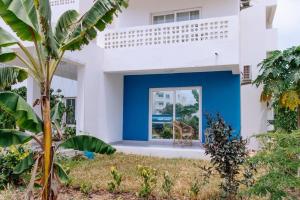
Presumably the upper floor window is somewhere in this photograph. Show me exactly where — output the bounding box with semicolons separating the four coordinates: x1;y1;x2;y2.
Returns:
152;9;201;25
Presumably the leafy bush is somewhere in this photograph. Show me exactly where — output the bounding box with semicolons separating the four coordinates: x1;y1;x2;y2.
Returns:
161;171;173;196
246;130;300;199
273;101;297;132
107;166;123;193
80;182;93;196
189;179;200;199
204;114;249;199
63;126;76;140
0;145;30;189
137;165;157;198
161;124;173;139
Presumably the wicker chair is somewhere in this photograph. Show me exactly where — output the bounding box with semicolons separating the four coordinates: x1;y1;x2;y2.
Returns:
173;120;194;146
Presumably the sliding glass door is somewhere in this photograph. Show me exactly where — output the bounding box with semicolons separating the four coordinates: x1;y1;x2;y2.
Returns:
150;87;201;141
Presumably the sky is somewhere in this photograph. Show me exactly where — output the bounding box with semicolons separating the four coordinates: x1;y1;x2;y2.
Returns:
273;0;300;49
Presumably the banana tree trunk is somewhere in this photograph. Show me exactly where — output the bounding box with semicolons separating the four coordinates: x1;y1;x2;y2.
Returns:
41;88;53;200
298;105;300;129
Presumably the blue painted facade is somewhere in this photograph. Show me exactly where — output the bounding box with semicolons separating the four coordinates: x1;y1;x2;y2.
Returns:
123;71;241;142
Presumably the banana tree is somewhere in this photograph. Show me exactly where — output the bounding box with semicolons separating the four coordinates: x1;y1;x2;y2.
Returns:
0;65;28;90
0;0;127;199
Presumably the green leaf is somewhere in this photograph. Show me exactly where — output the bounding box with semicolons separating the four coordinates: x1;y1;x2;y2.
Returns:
0;0;40;41
0;47;16;62
0;129;32;147
0;92;42;133
13;152;34;174
51;100;65;126
0;66;28;89
59;135;116;155
54;10;79;46
62;0;127;51
35;0;58;58
0;27;18;47
54;162;69;184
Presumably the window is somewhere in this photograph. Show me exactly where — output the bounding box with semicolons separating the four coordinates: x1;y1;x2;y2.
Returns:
156;92;164;98
242;65;252;84
153;14;175;24
152;9;201;25
150;87;202;141
66;98;76;125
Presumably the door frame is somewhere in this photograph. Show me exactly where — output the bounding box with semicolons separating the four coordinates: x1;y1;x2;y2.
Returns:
148;86;202;143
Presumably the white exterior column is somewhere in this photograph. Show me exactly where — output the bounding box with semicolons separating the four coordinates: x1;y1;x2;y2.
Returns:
27;77;41;117
68;42;123;143
240;1;277;150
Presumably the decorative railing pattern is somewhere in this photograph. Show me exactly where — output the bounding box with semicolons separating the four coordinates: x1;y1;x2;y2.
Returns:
102;17;235;49
50;0;75;6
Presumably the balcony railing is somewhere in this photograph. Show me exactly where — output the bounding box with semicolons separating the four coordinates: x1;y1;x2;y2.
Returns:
100;16;235;50
100;16;239;74
50;0;76;7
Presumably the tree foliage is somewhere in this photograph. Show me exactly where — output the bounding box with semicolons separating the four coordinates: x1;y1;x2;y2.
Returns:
0;0;128;199
247;131;300;199
204;114;250;199
0;66;27;90
254;46;300;130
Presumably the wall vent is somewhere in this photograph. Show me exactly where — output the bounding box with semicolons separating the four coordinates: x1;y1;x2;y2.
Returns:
242;65;252;84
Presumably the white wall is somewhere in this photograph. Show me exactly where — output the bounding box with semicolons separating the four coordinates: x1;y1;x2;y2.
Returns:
64;43;124;143
102;16;240;74
51;76;77;97
116;0;239;28
240;0;277;149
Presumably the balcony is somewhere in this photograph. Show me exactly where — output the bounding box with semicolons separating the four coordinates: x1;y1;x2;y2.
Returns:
99;16;240;74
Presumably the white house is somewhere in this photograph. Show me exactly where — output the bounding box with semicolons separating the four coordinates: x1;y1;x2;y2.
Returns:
1;0;278;158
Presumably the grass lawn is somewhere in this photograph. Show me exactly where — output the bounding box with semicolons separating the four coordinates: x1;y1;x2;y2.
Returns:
0;153;265;200
63;153;219;199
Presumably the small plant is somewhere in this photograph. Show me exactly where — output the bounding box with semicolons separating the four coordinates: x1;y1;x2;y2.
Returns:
108;166;123;193
137;165;157;198
63;126;76;140
0;145;30;189
189;179;200;199
204;114;249;199
161;171;174;197
246;130;300;199
80;182;93;196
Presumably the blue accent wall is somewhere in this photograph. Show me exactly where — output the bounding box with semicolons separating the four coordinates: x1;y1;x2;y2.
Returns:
123;71;241;142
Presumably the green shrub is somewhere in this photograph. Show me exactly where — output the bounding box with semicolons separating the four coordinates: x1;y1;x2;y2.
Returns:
137;165;157;198
161;171;173;196
63;126;76;140
80;182;92;196
189;179;200;199
161;124;172;139
246;130;300;199
273;101;297;132
0;145;30;189
107;166;123;193
204;114;249;199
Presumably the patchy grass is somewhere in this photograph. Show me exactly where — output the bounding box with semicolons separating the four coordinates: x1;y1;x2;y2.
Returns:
61;153;220;199
0;153;266;199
